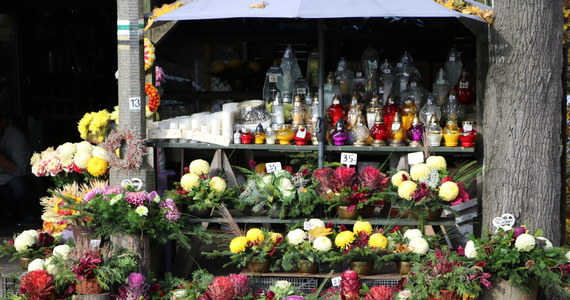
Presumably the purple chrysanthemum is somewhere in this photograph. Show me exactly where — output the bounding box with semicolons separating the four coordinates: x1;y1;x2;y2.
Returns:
147;191;158;202
84;187;105;202
161;199;180;222
125;191;148;206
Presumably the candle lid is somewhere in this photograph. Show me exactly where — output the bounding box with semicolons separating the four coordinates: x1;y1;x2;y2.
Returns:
255;123;265;133
332;94;342;104
273;92;283;105
412;114;422;126
335;119;346;130
387;93;395;104
393;112;402;123
429;115;438;125
312;93;319;104
374;111;384;124
356;115;365;125
293;95;303;106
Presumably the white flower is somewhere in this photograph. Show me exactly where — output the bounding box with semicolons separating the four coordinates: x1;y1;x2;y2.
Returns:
313;236;332;252
565;250;570;263
403;229;423;242
41;147;57;160
73;151;92;169
53;245;72;257
464;241;477;258
22;230;39;239
514;233;536;252
14;232;36;252
276;177;294;192
287;229;307;245
396;290;412;300
274;280;291;289
45;257;57;274
536;237;553;249
173;290;187;298
409;237;429;255
56;142;77;160
92;146;109;160
135;206;149;217
27;259;45;272
308;218;325;229
30;153;41;166
76;141;94;154
110;194;122;206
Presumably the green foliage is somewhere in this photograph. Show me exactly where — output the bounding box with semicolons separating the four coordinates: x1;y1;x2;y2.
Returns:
275;240;340;271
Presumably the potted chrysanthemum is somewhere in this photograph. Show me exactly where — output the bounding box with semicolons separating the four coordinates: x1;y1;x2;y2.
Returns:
0;230;58;270
386;228;433;275
276;219;337;273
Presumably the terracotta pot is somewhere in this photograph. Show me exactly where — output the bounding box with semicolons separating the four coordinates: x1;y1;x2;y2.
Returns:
481;279;538;300
428;290;460;300
18;257;33;270
349;261;374;276
396;261;412;276
247;259;270;273
297;260;318;274
337;206;361;220
76;278;103;295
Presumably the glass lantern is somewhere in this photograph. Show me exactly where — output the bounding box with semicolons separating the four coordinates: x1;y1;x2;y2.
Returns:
433;68;451;106
419;93;441;125
444;48;463;87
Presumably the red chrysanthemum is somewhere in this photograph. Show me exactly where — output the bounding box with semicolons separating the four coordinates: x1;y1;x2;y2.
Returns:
19;270;56;300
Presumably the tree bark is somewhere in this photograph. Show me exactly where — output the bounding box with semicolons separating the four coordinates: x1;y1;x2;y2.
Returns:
483;0;564;244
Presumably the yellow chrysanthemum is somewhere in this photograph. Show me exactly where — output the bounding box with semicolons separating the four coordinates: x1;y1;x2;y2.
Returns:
391;170;410;187
190;159;210;175
410;163;430;181
268;232;282;243
77;113;94;140
398;180;417;200
426;156;447;170
229;236;249;253
209;176;227;194
439;181;459;201
86;157;108;177
180;173;201;191
246;228;265;243
308;227;332;239
335;231;356;250
353;221;373;235
368;233;388;249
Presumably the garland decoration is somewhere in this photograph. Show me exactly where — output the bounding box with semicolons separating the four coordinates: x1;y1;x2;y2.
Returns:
144;38;155;71
145;83;160;113
101;129;147;170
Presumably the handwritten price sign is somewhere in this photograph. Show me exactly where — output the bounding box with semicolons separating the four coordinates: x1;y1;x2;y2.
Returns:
265;162;282;174
340;152;358;167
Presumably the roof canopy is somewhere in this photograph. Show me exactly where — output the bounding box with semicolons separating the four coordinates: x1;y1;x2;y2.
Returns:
155;0;491;22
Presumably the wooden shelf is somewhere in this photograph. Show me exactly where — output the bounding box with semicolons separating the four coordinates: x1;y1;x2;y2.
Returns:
240;270;401;280
186;216;456;226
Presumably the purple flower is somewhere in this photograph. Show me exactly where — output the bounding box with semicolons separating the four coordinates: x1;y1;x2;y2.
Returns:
103;185;125;200
148;191;158;202
128;273;146;289
125;191;148;206
84;187;105;202
116;273;150;300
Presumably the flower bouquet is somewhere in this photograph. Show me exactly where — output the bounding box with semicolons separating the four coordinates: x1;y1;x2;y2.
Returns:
403;249;492;300
0;230;58;264
77;108;118;144
327;221;392;275
236;165;318;219
30;141;110;187
313;165;389;217
385;228;434;275
206;228;284;272
463;226;570;298
390;156;479;229
164;159;238;217
276;219;337;273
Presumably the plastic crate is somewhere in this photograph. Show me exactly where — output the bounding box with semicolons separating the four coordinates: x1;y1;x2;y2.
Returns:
361;278;400;288
0;276;19;298
249;275;320;294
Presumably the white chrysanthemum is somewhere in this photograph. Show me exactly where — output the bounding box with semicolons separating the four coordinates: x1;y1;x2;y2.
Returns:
53;245;72;257
189;159;210;175
426;156;447;170
464;241;477;258
515;234;536;252
92;146;109;160
403;229;423;242
410;163;430;181
308;218;325;229
30;153;41;166
14;232;36;251
27;259;45;272
44;257;57;274
287;229;307;245
313;236;332;252
396;290;412;300
41;147;57;160
56;142;77;160
409;237;429;255
22;230;39;238
566;250;570;263
76;141;94;154
274;280;291;289
73;151;92;169
535;237;553;249
172;290;188;298
135;206;149;217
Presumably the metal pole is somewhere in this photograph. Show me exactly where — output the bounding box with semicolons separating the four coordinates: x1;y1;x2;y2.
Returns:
317;19;325;168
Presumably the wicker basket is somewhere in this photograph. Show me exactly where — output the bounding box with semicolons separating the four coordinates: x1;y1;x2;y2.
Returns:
76;278;103;294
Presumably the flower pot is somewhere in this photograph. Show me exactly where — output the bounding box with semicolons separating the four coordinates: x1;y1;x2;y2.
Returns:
110;233;151;275
337;206;361;220
189;207;212;218
18;257;33;270
76;278;103;295
428;290;460;300
396;261;412;276
349;261;374;276
297;260;318;274
360;205;376;218
247;259;271;273
412;208;443;221
481;279;538;300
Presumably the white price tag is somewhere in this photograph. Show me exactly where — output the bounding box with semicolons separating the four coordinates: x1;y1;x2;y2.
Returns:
304;221;314;230
410;82;417;87
391;123;400;131
324;85;333;91
265;162;282;173
408;151;425;165
463;124;473;132
396;63;403;68
90;239;101;248
459;82;469;89
356;72;363;77
449;95;456;100
367;60;378;69
449;56;456;62
340;152;358;167
331;277;342;287
296;129;307;139
383;69;391;74
269;75;278;83
129;97;141;110
297;88;307;95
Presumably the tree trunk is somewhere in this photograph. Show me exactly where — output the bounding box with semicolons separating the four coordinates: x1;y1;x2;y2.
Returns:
483;0;564;244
